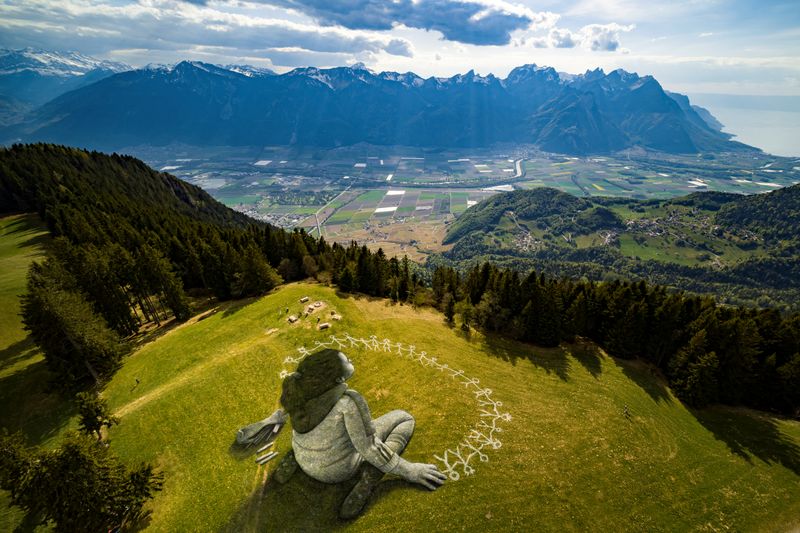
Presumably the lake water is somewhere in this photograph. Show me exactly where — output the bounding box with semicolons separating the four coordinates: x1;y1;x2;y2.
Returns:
689;94;800;158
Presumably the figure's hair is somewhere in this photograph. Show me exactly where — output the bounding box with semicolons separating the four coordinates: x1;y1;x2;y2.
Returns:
280;349;346;413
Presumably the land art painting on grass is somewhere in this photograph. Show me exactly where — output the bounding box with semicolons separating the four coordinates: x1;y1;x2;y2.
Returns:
2;219;800;533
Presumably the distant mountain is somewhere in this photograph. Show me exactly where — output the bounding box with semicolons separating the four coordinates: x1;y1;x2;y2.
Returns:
666;91;724;132
5;60;751;155
224;64;276;78
0;48;131;122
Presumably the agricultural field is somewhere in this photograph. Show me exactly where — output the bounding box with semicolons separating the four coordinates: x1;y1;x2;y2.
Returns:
2;262;800;531
130;144;799;263
520;152;800;199
310;189;494;261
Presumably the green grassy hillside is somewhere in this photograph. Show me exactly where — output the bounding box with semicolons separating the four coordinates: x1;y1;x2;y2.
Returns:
2;219;800;532
0;214;71;532
0;215;75;449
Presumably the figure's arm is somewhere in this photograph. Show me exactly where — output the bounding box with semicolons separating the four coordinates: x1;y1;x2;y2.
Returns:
342;398;446;490
342;397;400;474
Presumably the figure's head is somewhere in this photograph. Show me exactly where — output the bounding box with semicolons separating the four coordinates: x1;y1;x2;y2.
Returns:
280;349;354;412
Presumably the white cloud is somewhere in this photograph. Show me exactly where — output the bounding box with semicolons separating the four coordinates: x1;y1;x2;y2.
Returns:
0;0;414;66
548;28;578;48
526;23;635;52
581;23;635;52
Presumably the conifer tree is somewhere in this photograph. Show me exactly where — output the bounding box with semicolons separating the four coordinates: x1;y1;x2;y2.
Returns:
455;299;475;331
75;392;119;441
21;259;125;386
443;293;456;323
0;432;163;532
670;329;720;406
232;245;282;298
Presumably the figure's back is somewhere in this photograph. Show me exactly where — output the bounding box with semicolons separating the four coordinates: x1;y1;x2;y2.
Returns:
292;396;361;484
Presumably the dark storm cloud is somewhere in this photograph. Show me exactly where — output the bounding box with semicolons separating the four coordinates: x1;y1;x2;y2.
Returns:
238;0;555;46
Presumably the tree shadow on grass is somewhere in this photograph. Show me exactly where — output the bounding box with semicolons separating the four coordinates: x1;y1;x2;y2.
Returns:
14;232;49;252
0;357;76;445
5;505;46;533
0;338;38;373
333;290;387;305
221;297;259;319
128;317;180;349
1;215;49;249
566;339;603;379
694;407;800;476
2;215;40;235
481;333;570;381
612;357;673;404
222;465;418;533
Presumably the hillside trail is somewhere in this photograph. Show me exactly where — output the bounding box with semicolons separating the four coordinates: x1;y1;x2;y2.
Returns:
112;305;262;417
113;294;468;420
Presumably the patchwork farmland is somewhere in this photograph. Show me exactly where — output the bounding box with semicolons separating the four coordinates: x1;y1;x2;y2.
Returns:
130;144;800;261
305;188;497;261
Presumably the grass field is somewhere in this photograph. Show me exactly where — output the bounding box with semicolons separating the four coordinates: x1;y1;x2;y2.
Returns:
0;214;76;532
2;218;800;532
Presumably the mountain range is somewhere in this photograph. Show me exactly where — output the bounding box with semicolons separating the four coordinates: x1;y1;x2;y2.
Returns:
1;50;752;155
0;48;130;124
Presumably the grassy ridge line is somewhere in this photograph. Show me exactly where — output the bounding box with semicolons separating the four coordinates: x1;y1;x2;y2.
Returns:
97;284;800;532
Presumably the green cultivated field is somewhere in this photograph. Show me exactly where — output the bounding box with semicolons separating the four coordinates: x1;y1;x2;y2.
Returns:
2;220;800;532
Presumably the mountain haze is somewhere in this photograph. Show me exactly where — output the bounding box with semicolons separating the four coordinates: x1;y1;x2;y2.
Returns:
5;60;748;155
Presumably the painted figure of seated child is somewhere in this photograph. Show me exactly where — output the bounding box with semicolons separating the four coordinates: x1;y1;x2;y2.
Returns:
273;348;446;519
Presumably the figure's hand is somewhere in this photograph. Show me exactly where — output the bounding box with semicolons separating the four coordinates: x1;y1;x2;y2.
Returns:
401;462;447;490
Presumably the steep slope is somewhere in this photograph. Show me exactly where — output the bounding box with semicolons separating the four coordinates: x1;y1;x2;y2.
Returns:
4;281;798;531
529;91;628;154
0;143;253;228
716;183;800;241
5;61;746;155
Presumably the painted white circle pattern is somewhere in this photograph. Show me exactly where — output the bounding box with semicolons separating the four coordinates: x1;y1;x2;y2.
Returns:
279;333;512;481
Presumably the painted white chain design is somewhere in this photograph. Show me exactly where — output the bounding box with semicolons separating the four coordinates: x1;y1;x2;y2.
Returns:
278;333;512;481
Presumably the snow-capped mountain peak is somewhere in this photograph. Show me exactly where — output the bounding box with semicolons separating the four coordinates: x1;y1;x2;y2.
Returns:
0;48;131;77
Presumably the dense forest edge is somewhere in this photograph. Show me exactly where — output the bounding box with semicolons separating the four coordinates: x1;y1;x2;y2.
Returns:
0;144;798;531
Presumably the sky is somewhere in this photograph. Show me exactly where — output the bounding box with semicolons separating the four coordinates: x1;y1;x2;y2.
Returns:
1;0;799;96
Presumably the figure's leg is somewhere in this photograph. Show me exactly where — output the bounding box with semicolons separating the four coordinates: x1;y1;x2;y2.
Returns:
372;409;415;455
272;448;299;484
340;410;415;520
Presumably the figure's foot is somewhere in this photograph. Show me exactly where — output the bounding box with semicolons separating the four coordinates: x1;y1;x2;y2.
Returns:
272;450;298;484
339;465;384;520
